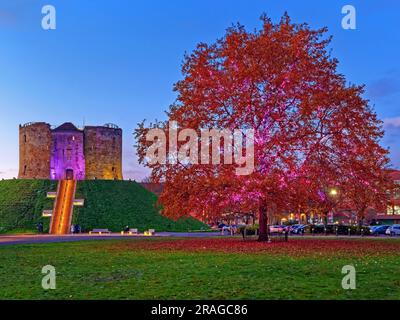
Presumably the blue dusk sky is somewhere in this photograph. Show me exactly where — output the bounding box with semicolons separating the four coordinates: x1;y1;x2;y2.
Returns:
0;0;399;180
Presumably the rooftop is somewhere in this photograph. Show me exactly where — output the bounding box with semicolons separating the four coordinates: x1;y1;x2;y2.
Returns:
52;122;81;132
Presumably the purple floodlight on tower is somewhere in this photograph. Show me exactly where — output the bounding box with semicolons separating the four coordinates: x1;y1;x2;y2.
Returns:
50;122;85;180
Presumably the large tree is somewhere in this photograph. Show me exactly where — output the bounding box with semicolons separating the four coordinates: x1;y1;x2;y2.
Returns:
135;14;391;241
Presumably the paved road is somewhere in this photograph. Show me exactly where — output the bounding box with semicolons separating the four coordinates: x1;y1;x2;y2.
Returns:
0;232;223;246
1;232;397;247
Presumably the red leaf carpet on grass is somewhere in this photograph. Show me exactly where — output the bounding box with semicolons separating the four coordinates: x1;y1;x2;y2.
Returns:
106;238;400;257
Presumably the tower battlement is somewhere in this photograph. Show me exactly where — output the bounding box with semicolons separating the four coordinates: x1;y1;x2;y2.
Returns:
18;122;123;180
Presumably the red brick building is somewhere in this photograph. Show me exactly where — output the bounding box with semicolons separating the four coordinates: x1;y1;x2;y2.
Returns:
373;170;400;224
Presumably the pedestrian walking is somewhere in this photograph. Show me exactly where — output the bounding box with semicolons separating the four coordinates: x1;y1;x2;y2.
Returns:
37;222;43;234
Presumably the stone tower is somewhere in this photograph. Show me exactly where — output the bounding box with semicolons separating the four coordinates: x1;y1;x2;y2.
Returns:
84;124;123;180
18;122;123;180
50;122;86;180
19;122;52;179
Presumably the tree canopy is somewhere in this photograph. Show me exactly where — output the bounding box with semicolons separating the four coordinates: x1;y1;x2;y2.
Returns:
135;14;392;241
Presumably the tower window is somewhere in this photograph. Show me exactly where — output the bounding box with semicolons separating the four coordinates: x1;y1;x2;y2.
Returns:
66;148;72;161
23;165;27;175
112;137;116;149
24;135;27;143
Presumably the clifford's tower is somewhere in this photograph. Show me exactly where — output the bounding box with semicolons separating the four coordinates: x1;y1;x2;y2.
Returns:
18;122;123;180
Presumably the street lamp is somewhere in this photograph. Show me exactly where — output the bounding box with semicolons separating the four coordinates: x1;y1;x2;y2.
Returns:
329;188;338;197
327;188;340;225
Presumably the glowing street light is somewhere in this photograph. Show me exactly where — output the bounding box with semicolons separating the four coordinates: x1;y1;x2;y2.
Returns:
329;188;338;197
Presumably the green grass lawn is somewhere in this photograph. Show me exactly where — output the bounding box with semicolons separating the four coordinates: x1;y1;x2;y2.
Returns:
1;237;400;300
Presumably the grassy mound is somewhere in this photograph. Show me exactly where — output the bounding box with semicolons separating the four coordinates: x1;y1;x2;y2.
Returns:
73;180;209;232
0;179;57;233
0;179;209;233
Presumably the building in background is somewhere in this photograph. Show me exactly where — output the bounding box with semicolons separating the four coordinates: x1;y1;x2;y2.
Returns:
279;170;400;226
19;122;123;180
373;170;400;225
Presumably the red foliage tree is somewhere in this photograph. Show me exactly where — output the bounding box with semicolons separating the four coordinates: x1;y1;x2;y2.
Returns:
135;14;391;241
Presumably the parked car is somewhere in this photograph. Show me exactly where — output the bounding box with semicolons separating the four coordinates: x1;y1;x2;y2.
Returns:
217;223;227;229
310;224;344;235
310;224;326;234
291;224;307;234
370;225;390;235
360;226;372;235
368;226;378;235
386;225;400;236
336;225;352;235
325;224;336;234
269;225;285;233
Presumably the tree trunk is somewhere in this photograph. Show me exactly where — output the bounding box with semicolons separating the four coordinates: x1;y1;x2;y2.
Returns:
358;206;366;226
323;212;328;225
358;215;364;227
258;204;269;242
